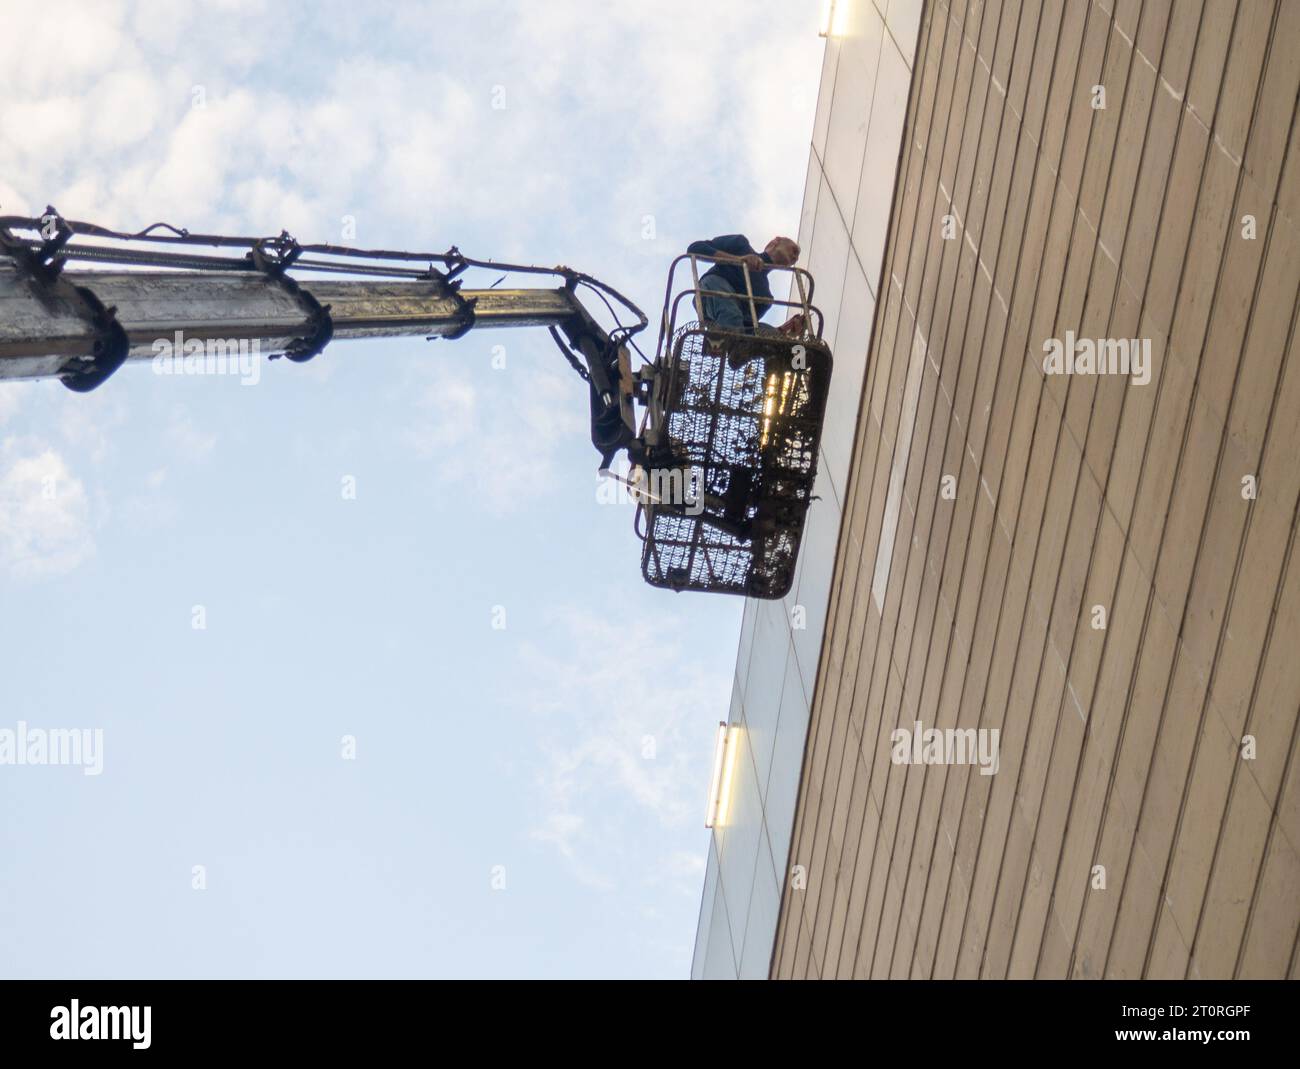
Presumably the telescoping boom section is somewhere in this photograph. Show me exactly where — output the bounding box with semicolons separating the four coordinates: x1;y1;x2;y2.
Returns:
0;211;834;599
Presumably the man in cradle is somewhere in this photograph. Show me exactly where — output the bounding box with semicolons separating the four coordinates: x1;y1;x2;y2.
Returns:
686;233;806;337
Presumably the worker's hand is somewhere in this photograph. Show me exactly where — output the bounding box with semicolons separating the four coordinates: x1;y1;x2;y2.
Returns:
778;313;806;336
741;253;765;273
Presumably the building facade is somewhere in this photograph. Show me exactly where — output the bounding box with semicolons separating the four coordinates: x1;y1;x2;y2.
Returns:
697;0;1300;980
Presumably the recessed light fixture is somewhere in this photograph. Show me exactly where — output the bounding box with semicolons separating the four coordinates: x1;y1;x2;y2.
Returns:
706;722;740;829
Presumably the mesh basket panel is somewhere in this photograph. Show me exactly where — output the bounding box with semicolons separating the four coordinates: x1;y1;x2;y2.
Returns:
641;325;832;599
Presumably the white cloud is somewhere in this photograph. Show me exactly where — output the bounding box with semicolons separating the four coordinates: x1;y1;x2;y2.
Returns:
0;1;129;98
403;360;585;514
402;364;478;457
57;389;127;465
0;439;94;580
531;810;615;892
87;69;161;150
516;605;731;891
1;0;821;273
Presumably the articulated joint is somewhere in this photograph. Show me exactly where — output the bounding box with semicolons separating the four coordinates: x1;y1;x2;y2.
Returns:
442;280;478;340
60;284;131;393
418;259;477;341
248;234;334;363
0;208;131;392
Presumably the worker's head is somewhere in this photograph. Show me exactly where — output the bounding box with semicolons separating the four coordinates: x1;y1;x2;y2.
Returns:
765;236;800;266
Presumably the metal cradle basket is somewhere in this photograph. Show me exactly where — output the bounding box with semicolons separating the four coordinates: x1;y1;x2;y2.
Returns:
639;321;832;598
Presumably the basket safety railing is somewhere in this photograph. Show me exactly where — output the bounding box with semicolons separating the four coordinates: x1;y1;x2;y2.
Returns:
654;253;825;361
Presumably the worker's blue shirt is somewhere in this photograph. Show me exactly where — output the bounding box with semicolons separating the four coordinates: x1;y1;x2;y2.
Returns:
686;234;774;325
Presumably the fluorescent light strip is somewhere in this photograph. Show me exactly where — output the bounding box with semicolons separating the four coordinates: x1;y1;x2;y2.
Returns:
706;722;728;828
819;0;849;37
819;0;837;37
716;727;739;828
705;723;741;829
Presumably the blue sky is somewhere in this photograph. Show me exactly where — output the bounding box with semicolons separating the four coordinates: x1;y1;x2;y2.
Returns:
0;0;823;978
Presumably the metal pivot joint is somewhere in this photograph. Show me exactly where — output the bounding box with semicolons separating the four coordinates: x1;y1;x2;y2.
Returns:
419;250;477;341
60;283;130;392
0;207;132;392
248;235;335;363
553;279;637;470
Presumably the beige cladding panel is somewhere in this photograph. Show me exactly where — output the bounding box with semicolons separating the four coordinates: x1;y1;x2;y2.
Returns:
774;0;1300;979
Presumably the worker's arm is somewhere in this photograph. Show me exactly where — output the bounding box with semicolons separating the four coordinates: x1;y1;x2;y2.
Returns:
686;234;764;273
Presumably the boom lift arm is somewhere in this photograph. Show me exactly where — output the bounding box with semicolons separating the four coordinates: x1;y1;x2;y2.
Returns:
0;210;833;598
